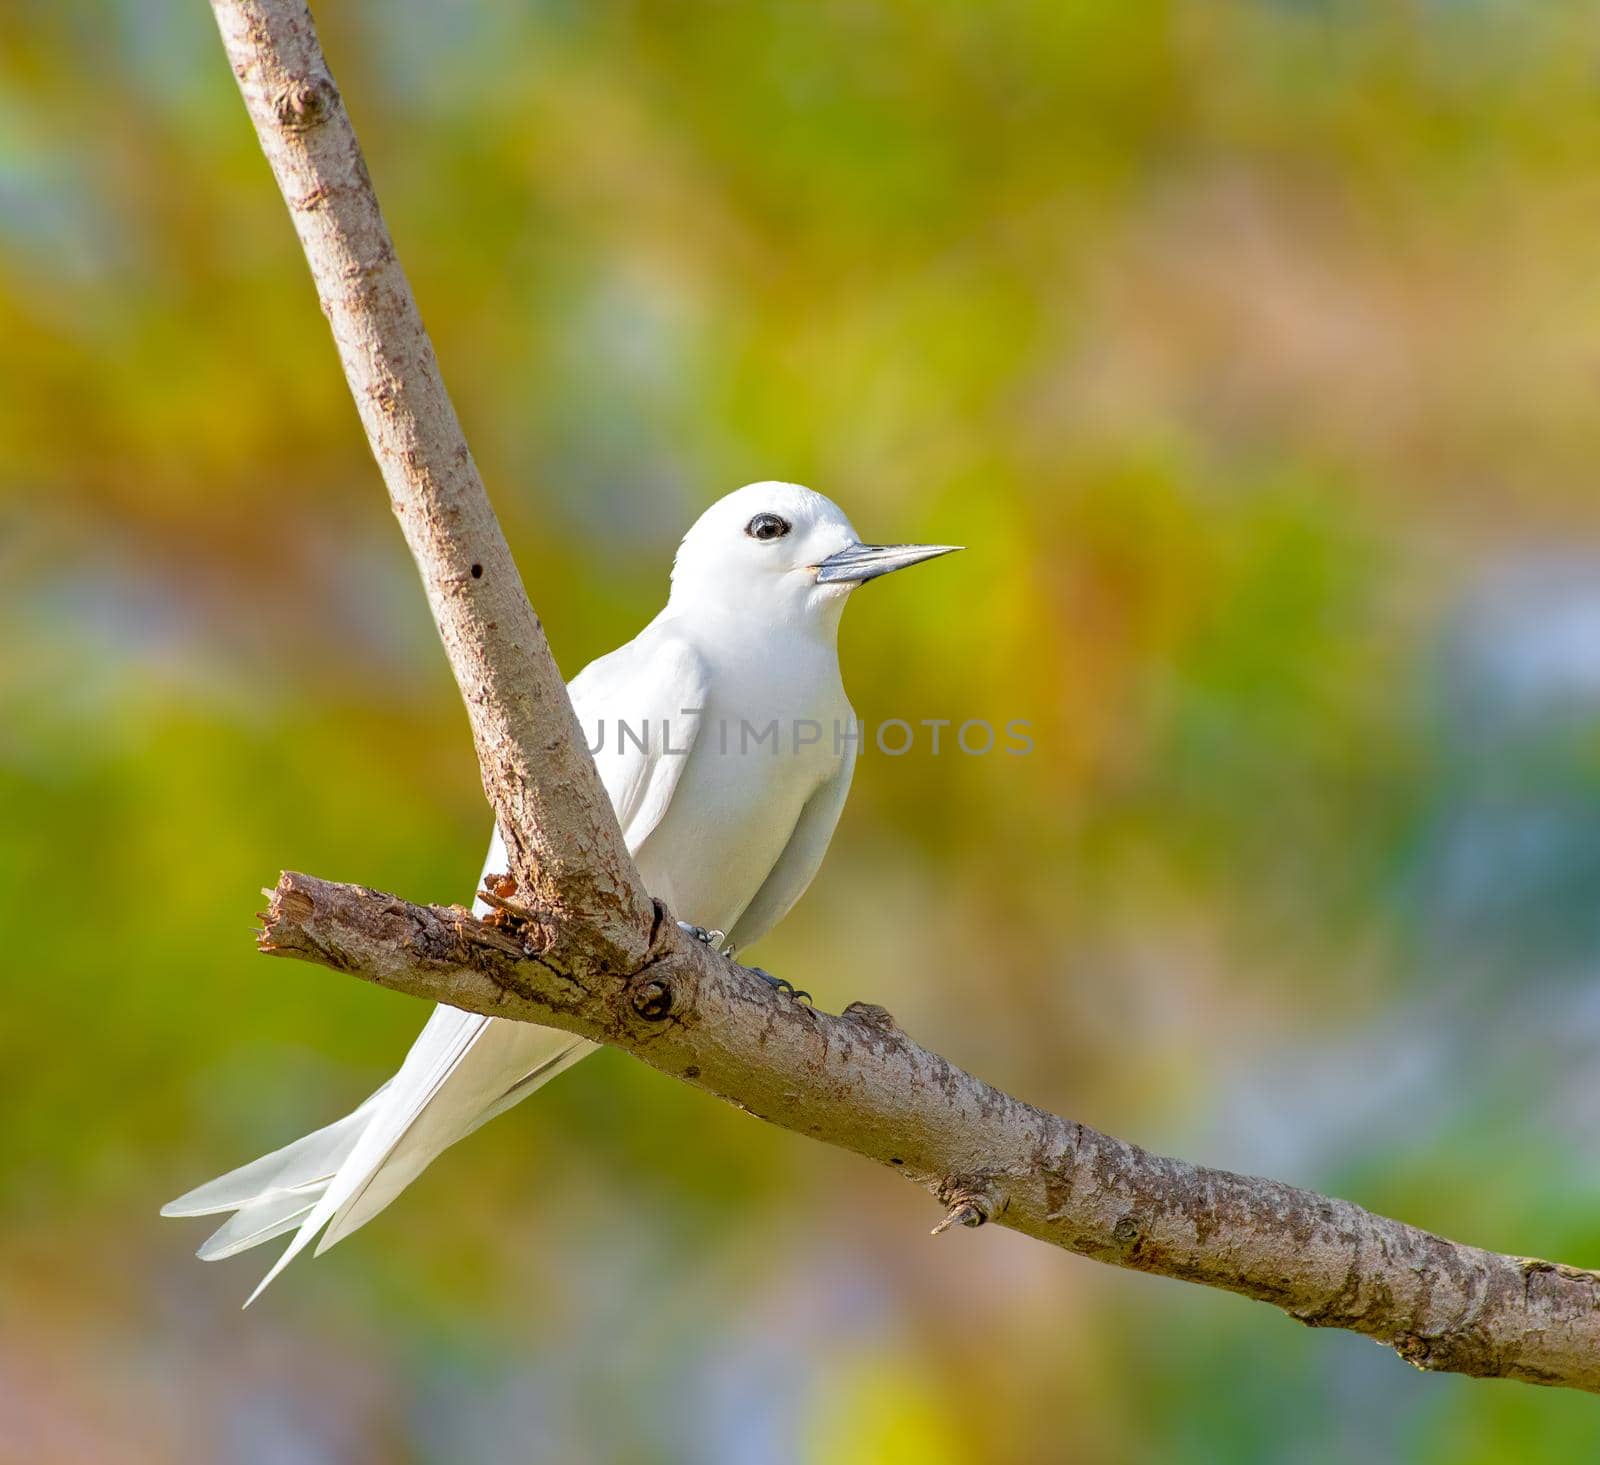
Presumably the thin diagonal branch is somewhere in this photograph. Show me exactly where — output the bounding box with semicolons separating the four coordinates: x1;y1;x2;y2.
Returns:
212;0;1600;1395
211;0;651;964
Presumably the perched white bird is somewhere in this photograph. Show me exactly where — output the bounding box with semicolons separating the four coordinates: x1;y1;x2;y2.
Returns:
163;482;959;1302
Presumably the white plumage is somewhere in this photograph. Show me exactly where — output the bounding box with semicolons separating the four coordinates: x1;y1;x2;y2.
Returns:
162;482;958;1301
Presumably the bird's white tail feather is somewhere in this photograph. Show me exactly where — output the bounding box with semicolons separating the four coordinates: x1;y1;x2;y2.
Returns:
160;1085;392;1218
167;834;601;1304
316;1024;594;1252
237;1011;594;1306
197;1190;321;1260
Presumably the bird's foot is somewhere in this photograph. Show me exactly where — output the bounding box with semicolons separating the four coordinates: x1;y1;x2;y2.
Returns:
748;967;812;1006
675;923;810;1003
677;921;727;951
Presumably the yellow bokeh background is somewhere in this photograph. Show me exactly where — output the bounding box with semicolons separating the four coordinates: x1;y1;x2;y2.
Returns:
6;2;1600;1460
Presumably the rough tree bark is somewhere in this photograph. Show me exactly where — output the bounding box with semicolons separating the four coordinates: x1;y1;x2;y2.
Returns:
210;0;650;966
210;0;1600;1394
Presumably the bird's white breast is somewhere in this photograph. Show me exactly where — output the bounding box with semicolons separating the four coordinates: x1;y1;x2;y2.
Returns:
633;635;849;937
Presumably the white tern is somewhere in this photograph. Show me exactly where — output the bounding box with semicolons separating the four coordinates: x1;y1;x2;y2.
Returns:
162;481;960;1302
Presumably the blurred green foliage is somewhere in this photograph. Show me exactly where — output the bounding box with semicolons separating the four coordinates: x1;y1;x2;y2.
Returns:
6;0;1600;1459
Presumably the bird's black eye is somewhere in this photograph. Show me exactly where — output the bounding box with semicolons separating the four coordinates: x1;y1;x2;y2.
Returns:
745;512;791;542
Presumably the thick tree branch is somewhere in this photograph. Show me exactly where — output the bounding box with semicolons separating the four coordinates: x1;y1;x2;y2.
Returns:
213;0;1600;1394
260;872;1600;1392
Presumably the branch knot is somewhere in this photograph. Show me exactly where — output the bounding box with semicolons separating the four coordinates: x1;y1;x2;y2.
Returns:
274;76;334;131
842;1001;900;1033
630;975;674;1022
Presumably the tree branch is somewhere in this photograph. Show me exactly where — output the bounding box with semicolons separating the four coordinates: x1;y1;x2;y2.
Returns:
258;871;1600;1392
211;0;651;964
213;0;1600;1394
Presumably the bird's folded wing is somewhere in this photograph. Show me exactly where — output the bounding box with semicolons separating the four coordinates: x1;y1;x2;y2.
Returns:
727;733;857;953
567;621;711;849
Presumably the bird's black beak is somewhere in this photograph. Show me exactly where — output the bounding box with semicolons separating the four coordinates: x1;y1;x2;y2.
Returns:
813;542;963;584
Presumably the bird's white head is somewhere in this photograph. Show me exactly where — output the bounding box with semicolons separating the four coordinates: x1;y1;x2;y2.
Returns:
668;481;960;636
